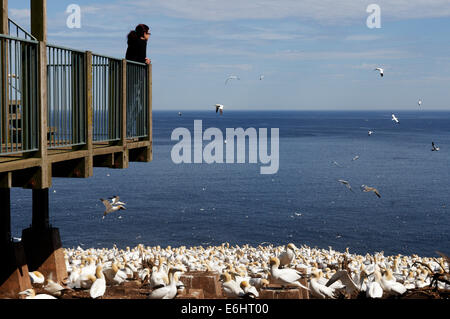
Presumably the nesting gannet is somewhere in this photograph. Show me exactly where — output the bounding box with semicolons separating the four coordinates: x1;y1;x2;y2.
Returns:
249;278;269;290
278;243;297;268
215;104;224;115
103;261;127;285
309;270;336;299
269;257;309;290
391;114;399;124
149;268;184;299
431;142;440;152
220;272;245;298
338;180;354;193
18;288;57;299
29;271;45;284
225;75;240;85
44;279;70;297
361;185;381;198
374;67;384;77
240;281;259;298
365;279;383;298
100;198;126;219
374;269;407;296
90;265;106;299
368;130;373;136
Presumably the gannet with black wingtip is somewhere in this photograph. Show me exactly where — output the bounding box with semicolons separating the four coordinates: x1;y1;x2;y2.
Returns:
418;99;422;108
374;67;384;77
109;195;126;206
148;268;184;299
361;185;381;198
431;142;440;151
352;155;359;161
309;270;336;299
18;288;57;299
100;198;126;219
325;270;359;297
269;257;309;290
215;104;224;115
392;114;399;124
90;265;106;299
278;243;297;268
338;180;354;193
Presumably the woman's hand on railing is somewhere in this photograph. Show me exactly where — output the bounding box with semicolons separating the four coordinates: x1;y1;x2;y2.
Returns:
145;57;151;65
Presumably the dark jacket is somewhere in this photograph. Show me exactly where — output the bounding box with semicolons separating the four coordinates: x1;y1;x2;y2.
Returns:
126;37;147;64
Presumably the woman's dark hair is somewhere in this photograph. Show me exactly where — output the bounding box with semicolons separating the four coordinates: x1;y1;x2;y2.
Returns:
127;24;150;41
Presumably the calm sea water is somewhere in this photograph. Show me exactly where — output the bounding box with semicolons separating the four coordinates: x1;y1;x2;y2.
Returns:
10;111;450;256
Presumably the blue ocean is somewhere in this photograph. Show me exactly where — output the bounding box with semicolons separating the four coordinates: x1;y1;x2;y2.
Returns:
10;111;450;256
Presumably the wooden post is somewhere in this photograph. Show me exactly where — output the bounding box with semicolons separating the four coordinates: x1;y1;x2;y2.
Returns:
30;0;47;42
115;59;128;169
80;51;93;177
0;0;7;35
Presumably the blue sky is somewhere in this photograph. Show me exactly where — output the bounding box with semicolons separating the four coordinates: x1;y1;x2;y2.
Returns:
8;0;450;110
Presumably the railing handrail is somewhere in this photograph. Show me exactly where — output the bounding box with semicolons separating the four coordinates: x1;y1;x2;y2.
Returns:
8;18;37;41
126;59;147;66
92;52;122;62
46;43;86;54
0;33;39;44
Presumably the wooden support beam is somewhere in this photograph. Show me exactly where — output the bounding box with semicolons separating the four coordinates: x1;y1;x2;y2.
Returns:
30;0;47;42
0;171;11;188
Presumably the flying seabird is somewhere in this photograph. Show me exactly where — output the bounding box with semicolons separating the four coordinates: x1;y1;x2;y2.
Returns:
391;114;399;124
431;142;440;151
374;67;384;77
100;198;126;219
368;130;373;136
215;104;224;115
338;180;354;192
178;112;182;116
109;195;126;206
418;99;422;108
259;75;264;80
352;155;360;161
361;185;381;198
225;75;240;85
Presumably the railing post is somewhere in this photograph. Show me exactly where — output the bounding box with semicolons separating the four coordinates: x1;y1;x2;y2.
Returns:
0;0;7;35
0;1;7;146
82;50;93;177
116;59;129;169
30;0;46;42
147;63;152;162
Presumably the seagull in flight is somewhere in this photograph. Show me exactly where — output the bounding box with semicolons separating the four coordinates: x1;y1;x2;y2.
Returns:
338;180;354;192
100;198;126;219
215;104;224;115
225;75;240;85
361;185;381;198
392;114;399;124
431;142;440;151
374;67;384;77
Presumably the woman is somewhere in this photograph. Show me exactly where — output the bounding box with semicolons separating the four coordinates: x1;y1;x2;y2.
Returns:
126;24;151;64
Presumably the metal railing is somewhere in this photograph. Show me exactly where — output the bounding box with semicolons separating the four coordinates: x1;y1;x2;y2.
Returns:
92;54;122;143
126;60;148;139
0;34;39;155
8;18;37;41
47;44;86;149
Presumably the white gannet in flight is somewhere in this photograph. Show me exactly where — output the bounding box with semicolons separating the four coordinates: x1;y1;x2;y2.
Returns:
352;155;360;161
100;198;126;219
418;99;422;108
225;75;240;85
178;112;182;116
361;185;381;198
259;75;264;80
374;67;384;77
391;114;399;124
431;142;440;152
109;195;126;206
215;104;224;115
368;130;373;136
338;180;354;193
